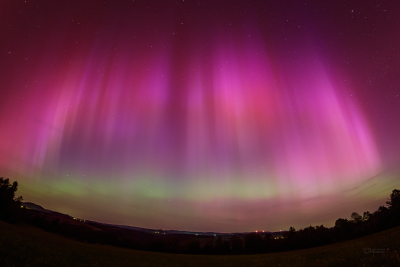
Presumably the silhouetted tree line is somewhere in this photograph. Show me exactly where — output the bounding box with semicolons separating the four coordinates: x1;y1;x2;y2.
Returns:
0;177;24;223
1;177;399;254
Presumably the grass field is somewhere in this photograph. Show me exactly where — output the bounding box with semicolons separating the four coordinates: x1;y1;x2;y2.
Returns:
1;220;399;267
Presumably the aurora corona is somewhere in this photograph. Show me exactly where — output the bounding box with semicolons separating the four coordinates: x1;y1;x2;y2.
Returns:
0;0;399;232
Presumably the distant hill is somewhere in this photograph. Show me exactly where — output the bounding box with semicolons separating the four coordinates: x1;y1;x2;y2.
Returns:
21;202;74;219
21;202;48;211
21;201;285;237
88;221;286;237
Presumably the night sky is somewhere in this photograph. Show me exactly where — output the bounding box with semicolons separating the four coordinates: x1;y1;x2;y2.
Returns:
1;0;400;232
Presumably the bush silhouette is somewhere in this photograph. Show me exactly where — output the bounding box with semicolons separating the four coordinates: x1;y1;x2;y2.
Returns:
0;177;23;223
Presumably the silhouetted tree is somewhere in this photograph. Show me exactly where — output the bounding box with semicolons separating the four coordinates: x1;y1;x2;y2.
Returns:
334;218;353;240
372;205;390;230
244;233;264;253
351;212;363;223
287;226;296;241
230;235;243;254
0;177;23;223
386;189;400;226
263;233;274;252
386;189;400;209
186;237;200;254
214;236;230;254
363;211;371;221
202;238;214;254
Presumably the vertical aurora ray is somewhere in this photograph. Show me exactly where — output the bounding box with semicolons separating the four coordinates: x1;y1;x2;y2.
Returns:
1;0;396;232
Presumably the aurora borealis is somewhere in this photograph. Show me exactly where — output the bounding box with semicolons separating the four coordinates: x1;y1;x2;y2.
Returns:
1;0;400;232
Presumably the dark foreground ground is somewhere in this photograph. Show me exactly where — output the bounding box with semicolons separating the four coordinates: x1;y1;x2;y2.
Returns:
1;220;399;267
